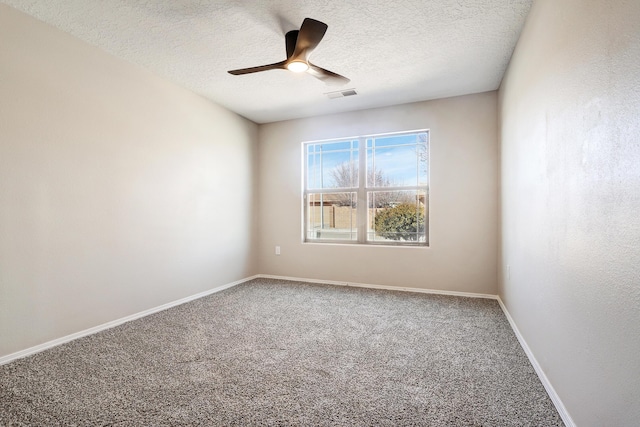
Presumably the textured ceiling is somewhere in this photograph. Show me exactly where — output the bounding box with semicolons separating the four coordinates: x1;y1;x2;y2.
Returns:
1;0;532;123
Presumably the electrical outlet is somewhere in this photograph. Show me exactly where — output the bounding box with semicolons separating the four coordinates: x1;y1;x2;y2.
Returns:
275;246;281;256
507;265;511;280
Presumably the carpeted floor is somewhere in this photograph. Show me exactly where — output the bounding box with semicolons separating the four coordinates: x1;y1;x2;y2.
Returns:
0;278;564;426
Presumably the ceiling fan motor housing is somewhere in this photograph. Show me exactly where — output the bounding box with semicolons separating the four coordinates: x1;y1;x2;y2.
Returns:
227;18;350;86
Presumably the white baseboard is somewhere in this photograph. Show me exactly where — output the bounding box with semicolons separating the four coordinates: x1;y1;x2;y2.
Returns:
261;275;573;425
0;275;259;366
497;297;575;427
257;274;498;300
0;273;574;427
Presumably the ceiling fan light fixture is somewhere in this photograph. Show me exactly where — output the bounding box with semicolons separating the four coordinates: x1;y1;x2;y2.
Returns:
287;60;309;73
228;18;349;85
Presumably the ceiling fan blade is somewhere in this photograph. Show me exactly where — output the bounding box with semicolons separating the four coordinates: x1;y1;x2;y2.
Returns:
285;30;298;59
228;60;287;75
228;18;348;86
307;63;350;86
291;18;328;59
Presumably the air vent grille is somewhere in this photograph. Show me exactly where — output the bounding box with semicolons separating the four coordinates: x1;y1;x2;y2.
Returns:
325;88;358;99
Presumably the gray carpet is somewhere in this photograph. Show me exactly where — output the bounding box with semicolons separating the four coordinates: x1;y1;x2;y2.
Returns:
0;278;564;426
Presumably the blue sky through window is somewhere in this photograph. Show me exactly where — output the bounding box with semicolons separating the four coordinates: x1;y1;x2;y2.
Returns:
307;133;428;189
307;139;358;189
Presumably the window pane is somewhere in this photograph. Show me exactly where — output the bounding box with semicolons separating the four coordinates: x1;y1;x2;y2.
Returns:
367;133;428;187
367;190;428;243
306;140;358;189
304;131;428;247
416;132;429;186
306;193;357;241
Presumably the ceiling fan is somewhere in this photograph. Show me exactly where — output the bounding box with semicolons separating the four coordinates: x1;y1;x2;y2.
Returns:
228;18;350;86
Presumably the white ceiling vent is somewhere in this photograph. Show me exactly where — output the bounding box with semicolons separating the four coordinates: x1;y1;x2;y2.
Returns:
325;89;358;99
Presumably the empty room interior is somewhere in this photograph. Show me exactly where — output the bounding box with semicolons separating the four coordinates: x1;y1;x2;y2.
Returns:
1;0;638;426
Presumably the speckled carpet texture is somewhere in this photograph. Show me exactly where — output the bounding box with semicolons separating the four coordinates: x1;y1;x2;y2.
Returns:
0;278;564;426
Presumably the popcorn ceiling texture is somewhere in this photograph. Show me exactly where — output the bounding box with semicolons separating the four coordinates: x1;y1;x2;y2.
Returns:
0;0;532;123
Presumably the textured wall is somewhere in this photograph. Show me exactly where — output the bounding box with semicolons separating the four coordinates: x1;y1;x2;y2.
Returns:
0;6;258;358
258;92;499;294
499;0;640;425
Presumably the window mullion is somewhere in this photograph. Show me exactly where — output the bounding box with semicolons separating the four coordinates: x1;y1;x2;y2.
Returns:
357;137;367;243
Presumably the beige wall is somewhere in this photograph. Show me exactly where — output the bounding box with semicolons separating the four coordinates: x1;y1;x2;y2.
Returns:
258;93;499;294
0;6;258;358
499;0;640;425
11;4;639;423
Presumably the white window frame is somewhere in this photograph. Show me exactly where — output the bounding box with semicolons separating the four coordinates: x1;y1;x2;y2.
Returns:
302;130;429;246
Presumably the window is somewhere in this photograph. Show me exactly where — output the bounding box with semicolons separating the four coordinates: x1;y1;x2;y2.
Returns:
303;130;429;246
